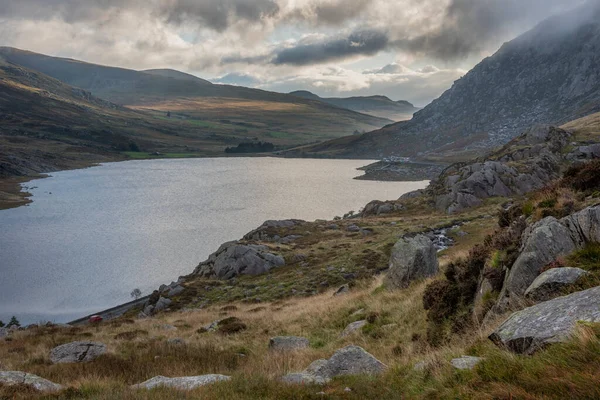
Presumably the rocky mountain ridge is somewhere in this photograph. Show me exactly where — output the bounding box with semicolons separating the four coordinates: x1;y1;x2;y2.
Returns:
292;2;600;160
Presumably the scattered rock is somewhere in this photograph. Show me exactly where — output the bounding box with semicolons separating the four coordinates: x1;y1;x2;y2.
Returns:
334;284;350;296
280;373;329;385
490;286;600;354
525;267;588;301
340;320;367;338
194;241;285;279
243;219;305;241
161;324;177;331
347;224;361;232
167;285;185;297
132;375;231;390
167;338;186;346
325;224;339;230
413;361;428;371
0;371;63;392
450;356;484;370
386;235;439;289
203;320;221;332
282;345;386;384
269;336;310;351
50;341;107;364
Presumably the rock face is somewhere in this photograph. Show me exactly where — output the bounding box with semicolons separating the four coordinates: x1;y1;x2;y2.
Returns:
282;345;386;384
386;235;439;289
340;320;367;338
193;241;285;279
269;336;310;351
499;206;600;306
132;375;231;390
431;126;570;213
450;356;484;370
525;267;588;301
490;286;600;354
50;341;107;364
0;371;63;392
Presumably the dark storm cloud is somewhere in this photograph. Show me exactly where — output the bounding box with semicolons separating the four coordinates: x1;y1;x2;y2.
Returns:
157;0;280;31
272;29;389;65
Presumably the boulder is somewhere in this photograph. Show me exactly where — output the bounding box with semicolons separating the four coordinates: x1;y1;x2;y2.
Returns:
0;371;63;392
194;241;285;279
450;356;484;370
167;338;186;346
340;320;367;338
499;206;600;306
167;285;185;297
282;345;386;384
243;219;305;241
347;224;361;232
386;235;439;289
132;374;231;390
269;336;310;351
154;296;172;312
362;200;404;216
490;286;600;354
525;267;588;301
50;341;106;364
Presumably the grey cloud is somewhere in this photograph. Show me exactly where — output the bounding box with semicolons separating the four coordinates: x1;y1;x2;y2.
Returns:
285;0;371;26
214;72;262;86
272;29;389;65
157;0;280;31
391;0;585;60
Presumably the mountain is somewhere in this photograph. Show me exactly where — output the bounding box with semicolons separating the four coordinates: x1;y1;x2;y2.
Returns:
289;90;419;121
0;47;391;141
292;2;600;160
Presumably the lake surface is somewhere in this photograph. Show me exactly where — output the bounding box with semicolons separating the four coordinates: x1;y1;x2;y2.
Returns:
0;158;427;324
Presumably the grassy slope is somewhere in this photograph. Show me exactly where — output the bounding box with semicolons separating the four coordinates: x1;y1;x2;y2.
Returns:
0;47;392;141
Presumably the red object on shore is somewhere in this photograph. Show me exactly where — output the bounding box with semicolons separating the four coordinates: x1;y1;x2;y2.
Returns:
89;315;103;323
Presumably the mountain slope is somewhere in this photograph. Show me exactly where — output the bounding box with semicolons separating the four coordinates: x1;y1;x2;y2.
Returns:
0;47;391;138
289;90;419;121
293;2;600;160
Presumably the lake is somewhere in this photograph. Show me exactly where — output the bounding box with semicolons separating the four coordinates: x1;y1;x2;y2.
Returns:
0;158;428;324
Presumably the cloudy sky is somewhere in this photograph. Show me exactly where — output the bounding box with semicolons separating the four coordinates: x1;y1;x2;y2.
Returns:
0;0;587;106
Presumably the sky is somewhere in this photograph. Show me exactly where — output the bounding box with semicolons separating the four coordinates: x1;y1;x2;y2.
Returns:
0;0;588;106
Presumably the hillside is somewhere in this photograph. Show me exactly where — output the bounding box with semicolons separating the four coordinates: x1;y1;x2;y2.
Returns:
289;90;419;121
0;47;391;139
2;112;600;399
290;2;600;161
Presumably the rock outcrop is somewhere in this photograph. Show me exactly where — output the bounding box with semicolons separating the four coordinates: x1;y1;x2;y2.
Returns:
50;341;107;364
0;371;63;392
282;345;386;384
431;126;570;213
132;375;231;390
525;267;588;301
194;241;285;279
269;336;310;351
243;219;305;242
361;200;404;216
490;286;600;354
386;235;439;289
498;206;600;306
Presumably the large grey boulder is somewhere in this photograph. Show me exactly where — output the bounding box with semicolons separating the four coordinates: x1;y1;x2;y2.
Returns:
153;296;172;312
132;374;231;390
525;267;588;301
282;345;386;384
386;235;439;289
490;286;600;354
340;320;367;338
194;241;285;279
269;336;310;351
499;206;600;306
50;341;107;364
0;371;63;392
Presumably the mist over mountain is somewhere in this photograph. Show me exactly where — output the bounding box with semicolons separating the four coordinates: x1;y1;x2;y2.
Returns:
295;1;600;160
